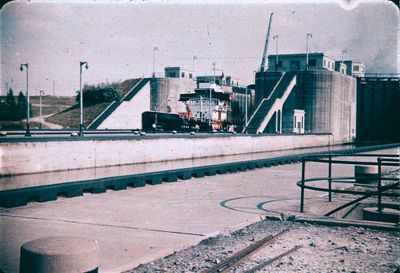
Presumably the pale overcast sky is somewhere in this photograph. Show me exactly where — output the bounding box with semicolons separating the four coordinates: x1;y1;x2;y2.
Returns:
0;0;398;96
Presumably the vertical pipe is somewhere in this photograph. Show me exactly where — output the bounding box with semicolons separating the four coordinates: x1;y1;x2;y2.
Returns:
377;158;382;213
300;157;306;212
328;154;332;202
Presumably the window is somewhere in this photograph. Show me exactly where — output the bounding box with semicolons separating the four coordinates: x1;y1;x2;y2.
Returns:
308;59;317;66
353;65;359;72
168;72;176;77
189;73;193;79
181;72;185;78
290;61;300;71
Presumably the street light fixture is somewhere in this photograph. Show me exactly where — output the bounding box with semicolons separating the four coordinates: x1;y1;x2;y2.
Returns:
192;56;198;74
20;63;30;137
341;49;347;64
244;87;248;134
152;47;158;77
39;90;45;130
79;61;89;136
306;33;312;70
273;35;279;71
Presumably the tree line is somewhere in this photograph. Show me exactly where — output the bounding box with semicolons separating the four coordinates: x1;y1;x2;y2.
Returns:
76;82;120;104
0;88;31;121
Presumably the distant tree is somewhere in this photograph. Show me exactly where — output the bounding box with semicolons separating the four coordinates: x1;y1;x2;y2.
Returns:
5;88;16;109
17;91;28;120
0;89;31;121
1;88;18;120
76;82;120;105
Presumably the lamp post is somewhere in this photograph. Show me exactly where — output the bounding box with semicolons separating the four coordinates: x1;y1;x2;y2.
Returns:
376;66;381;77
245;87;248;134
273;35;279;71
192;56;197;74
152;47;158;77
20;63;30;137
39;90;45;130
79;61;88;136
341;49;347;64
306;33;312;70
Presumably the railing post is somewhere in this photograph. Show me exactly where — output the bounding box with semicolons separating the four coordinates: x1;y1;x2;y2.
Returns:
300;157;306;212
377;157;382;213
328;154;332;202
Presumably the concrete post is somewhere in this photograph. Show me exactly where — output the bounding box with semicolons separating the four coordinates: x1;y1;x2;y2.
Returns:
20;237;99;273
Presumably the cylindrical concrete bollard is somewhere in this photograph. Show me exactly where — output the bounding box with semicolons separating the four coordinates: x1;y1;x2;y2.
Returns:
354;165;378;184
20;237;99;273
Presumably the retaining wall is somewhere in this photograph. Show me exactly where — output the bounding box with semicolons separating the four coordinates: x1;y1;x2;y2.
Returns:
0;134;336;176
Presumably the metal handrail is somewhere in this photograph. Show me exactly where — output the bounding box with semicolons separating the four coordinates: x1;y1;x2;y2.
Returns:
299;154;399;214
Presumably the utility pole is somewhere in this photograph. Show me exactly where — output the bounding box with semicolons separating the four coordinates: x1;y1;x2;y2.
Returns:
306;33;312;70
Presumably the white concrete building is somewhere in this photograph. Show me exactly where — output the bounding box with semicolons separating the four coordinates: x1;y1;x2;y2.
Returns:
267;53;337;72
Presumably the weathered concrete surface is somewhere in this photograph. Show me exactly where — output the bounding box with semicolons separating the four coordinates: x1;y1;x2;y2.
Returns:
0;134;335;176
0;148;397;273
20;236;99;273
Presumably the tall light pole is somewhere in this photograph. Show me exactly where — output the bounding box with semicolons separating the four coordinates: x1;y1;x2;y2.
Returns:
79;61;88;136
192;56;197;74
245;87;248;134
273;35;279;71
341;49;347;64
20;63;30;137
39;90;45;130
376;66;381;77
152;47;158;77
306;33;312;70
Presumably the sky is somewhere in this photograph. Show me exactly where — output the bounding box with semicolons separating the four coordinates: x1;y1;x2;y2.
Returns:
0;0;398;96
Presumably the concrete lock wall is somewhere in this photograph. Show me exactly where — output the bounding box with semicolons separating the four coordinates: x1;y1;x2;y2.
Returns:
296;70;356;143
0;134;334;176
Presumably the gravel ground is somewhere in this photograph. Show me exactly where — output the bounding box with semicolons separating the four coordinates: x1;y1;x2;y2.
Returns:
126;219;400;273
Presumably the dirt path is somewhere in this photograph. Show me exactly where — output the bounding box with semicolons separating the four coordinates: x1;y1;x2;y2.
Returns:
28;115;63;129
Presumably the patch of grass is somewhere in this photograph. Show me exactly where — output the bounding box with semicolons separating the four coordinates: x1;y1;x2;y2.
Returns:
46;102;111;128
29;96;76;118
117;78;141;98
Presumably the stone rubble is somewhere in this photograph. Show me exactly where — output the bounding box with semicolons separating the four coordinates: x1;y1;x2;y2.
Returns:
126;220;400;273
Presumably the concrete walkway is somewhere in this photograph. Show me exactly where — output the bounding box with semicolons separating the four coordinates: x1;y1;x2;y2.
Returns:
0;148;398;273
